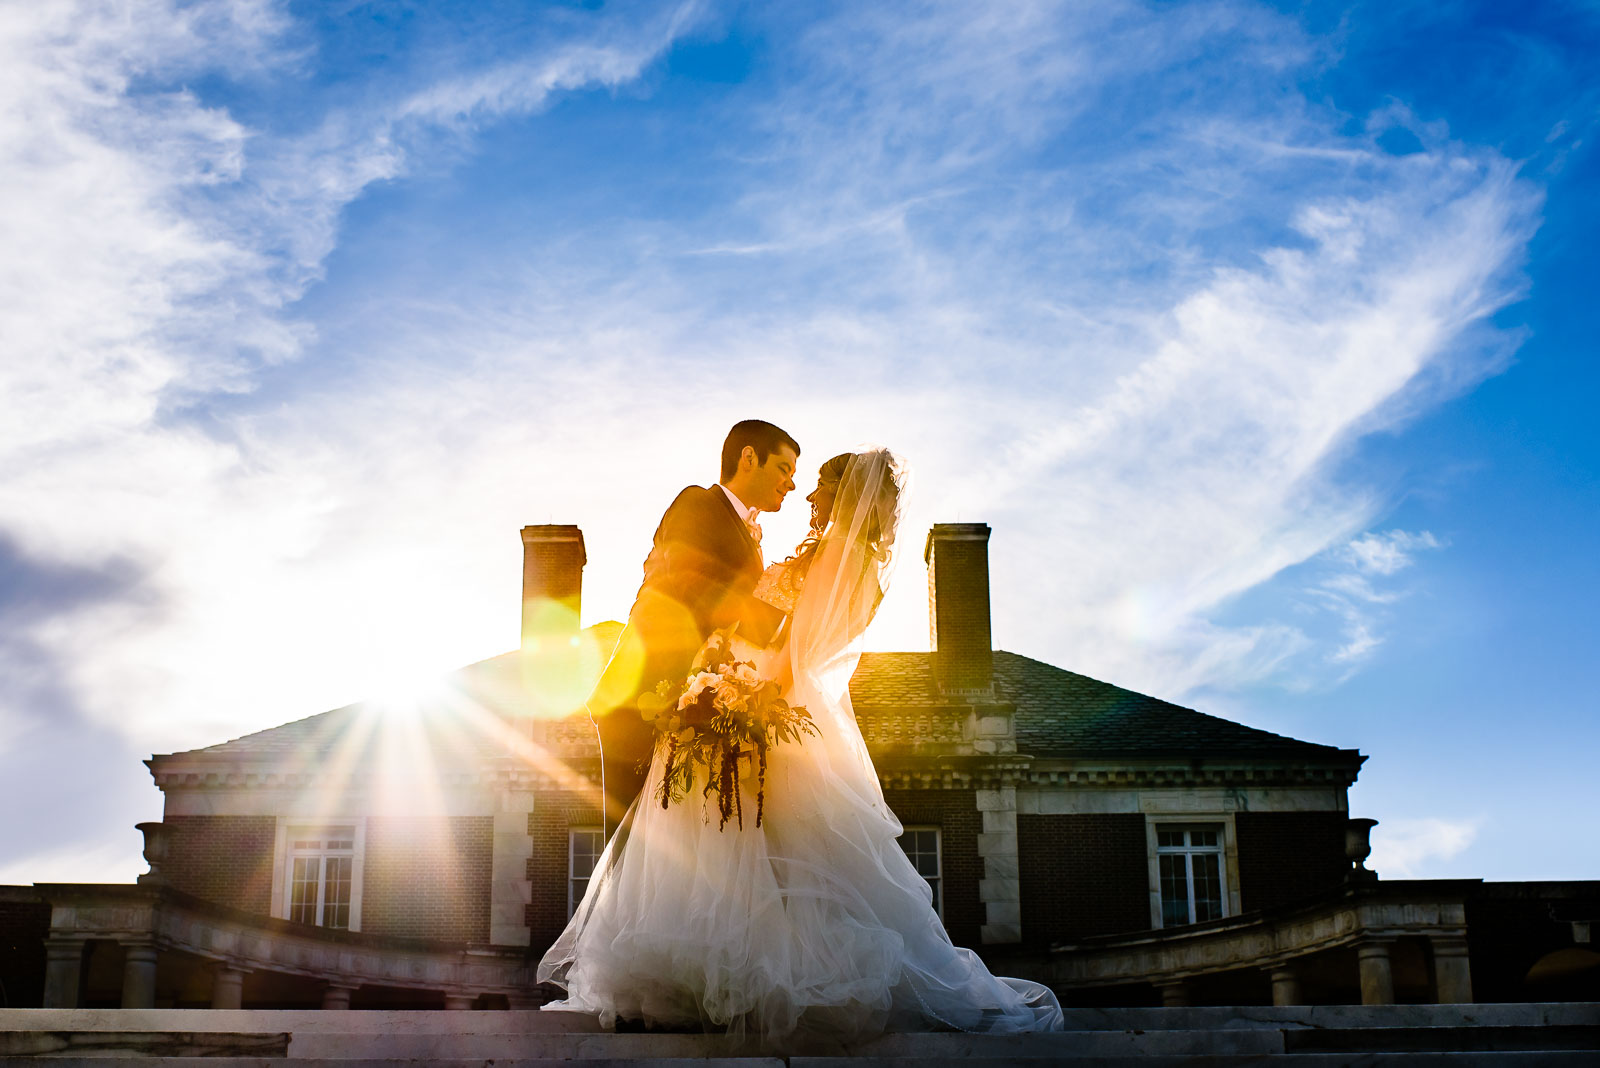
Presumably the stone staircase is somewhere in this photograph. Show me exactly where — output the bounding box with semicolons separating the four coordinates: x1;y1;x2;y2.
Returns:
1;1004;1597;1065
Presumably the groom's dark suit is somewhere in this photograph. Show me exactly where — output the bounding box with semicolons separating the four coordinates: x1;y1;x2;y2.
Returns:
587;485;784;835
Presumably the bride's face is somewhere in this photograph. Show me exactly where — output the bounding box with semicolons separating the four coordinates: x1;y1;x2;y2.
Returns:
806;479;838;532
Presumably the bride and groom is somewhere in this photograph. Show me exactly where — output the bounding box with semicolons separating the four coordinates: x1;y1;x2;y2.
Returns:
537;420;1062;1043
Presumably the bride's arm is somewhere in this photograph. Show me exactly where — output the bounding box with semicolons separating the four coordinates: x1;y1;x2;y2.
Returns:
767;637;795;695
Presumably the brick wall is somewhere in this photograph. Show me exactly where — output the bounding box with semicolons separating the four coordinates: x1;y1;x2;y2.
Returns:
1234;811;1348;912
162;815;277;914
1017;813;1150;944
527;790;602;953
362;816;493;943
0;899;49;1007
883;788;984;949
926;524;993;693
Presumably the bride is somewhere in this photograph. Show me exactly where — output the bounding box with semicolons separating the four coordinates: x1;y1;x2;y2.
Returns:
537;448;1063;1043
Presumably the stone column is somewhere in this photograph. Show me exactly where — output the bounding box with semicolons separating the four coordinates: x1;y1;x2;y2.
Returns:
1357;940;1395;1005
1269;965;1303;1006
491;792;537;948
321;983;358;1010
1156;980;1191;1007
42;939;84;1008
211;965;248;1009
120;942;159;1008
1431;936;1474;1004
444;993;476;1010
975;786;1021;944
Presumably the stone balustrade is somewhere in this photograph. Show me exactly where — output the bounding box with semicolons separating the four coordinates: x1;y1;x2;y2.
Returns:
33;883;532;1010
1028;879;1478;1006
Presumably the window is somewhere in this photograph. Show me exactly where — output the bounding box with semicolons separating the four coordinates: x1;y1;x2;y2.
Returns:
285;826;356;929
568;827;605;917
897;826;942;918
1156;825;1225;927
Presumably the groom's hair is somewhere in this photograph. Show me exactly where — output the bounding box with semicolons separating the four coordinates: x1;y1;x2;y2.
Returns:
721;420;800;481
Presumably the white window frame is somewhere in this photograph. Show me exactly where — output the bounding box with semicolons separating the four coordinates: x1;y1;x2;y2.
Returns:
897;825;943;920
1151;822;1229;929
568;827;605;918
271;819;364;932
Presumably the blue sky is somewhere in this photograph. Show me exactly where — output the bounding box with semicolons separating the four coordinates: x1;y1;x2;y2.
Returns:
1;0;1595;885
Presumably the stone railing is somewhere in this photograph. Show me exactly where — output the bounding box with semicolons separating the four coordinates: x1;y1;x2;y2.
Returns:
34;884;535;1010
1017;880;1480;1007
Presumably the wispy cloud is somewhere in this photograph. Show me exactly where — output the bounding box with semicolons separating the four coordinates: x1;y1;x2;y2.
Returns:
1369;816;1480;878
0;0;701;753
0;0;1543;768
1302;529;1448;666
697;1;1537;699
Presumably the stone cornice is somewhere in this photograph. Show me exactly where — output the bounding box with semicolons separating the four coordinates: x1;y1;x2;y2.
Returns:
1021;757;1361;789
146;759;599;793
148;750;1357;794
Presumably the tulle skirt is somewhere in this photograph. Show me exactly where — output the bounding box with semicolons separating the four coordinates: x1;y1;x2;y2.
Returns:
536;729;1063;1045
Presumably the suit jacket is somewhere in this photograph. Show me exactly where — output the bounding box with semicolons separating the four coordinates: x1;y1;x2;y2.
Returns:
588;485;784;728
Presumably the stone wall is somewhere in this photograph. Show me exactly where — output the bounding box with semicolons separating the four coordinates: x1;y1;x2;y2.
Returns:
362;817;494;943
1234;811;1348;912
162;815;277;914
883;788;984;949
1017;812;1149;943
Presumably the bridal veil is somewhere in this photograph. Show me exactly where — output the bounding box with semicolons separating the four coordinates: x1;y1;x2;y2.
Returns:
538;447;1062;1043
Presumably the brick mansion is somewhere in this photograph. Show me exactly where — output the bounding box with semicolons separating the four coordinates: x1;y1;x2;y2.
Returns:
2;523;1595;1011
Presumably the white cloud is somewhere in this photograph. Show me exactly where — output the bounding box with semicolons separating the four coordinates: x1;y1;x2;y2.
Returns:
1369;817;1480;878
0;837;145;887
1295;529;1448;670
1343;530;1445;576
0;0;700;752
0;0;1541;771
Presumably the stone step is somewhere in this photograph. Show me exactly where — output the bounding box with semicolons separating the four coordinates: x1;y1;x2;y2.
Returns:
2;1061;782;1068
0;1029;290;1058
19;1054;1600;1067
280;1029;1289;1058
1283;1024;1600;1053
3;1003;1596;1033
0;1008;606;1034
3;1005;1597;1064
7;1027;1599;1061
1056;1003;1600;1030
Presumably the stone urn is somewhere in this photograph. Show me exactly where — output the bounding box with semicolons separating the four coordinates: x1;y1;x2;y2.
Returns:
136;821;170;886
1345;817;1379;883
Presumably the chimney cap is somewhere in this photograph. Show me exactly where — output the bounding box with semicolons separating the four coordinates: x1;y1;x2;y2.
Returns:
521;525;586;566
924;522;991;563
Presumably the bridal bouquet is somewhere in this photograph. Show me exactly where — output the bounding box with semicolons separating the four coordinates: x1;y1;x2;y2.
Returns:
638;626;818;830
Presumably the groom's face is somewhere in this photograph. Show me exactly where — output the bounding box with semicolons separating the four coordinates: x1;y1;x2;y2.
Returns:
746;444;799;512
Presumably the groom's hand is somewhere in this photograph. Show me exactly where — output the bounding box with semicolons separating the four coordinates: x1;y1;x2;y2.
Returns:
737;598;787;648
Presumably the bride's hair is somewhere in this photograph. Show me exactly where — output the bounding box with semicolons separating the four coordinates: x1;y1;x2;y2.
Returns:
782;449;904;594
781;452;854;588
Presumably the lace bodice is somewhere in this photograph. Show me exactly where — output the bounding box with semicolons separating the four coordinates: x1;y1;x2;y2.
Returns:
752;560;800;614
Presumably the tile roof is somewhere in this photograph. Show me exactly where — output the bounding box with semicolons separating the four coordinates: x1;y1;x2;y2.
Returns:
157;644;1354;767
158;650;539;765
850;651;1356;761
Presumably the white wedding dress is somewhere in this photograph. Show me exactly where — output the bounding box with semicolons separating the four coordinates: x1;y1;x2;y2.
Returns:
537;450;1062;1044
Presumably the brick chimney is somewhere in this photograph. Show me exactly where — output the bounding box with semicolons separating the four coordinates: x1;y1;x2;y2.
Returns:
925;522;993;697
520;525;586;650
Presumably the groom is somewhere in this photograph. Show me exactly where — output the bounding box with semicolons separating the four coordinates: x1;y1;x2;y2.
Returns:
586;419;800;838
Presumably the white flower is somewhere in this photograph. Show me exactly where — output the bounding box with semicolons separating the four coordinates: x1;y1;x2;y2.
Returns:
714;679;748;712
679;671;721;708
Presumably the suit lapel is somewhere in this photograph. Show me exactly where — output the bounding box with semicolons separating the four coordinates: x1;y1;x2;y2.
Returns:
711;485;763;569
